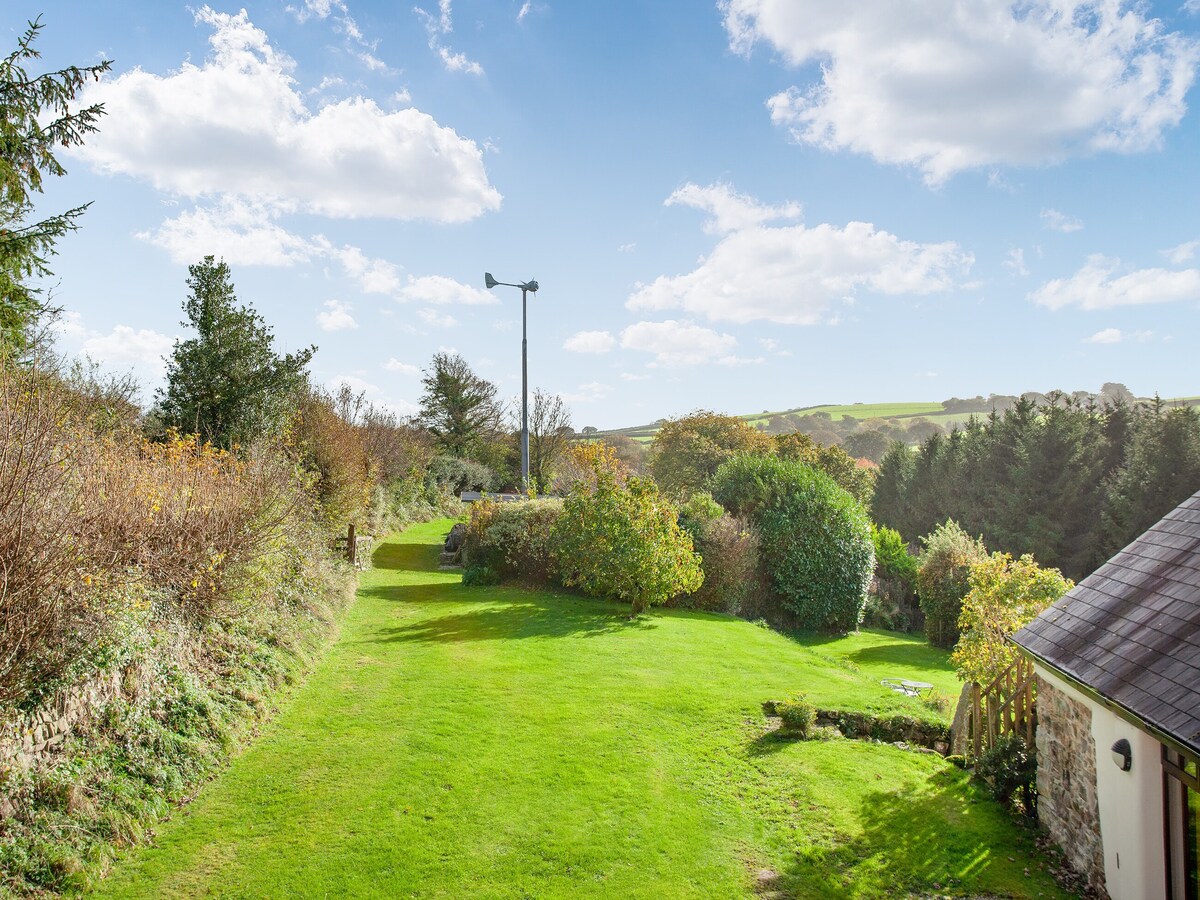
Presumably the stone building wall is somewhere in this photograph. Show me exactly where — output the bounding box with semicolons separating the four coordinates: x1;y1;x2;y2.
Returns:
1036;674;1108;897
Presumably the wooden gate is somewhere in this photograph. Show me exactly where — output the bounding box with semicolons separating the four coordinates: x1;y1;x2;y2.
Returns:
968;656;1036;759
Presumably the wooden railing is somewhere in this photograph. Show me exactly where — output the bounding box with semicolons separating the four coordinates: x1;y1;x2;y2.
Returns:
968;656;1037;759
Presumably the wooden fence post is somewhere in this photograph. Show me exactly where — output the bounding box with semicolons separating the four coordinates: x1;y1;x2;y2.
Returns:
347;522;356;565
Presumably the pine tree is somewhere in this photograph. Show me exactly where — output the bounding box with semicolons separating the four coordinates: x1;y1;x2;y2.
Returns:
1;18;110;353
157;257;315;448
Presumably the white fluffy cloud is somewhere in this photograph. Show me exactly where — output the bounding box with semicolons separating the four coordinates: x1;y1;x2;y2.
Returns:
563;330;616;354
1086;327;1123;344
139;199;317;266
1164;239;1200;264
619;320;741;367
560;382;611;404
417;308;459;327
1031;255;1200;310
414;1;484;75
316;299;358;331
82;326;175;376
724;0;1199;183
627;183;971;325
53;315;175;385
384;358;421;376
78;7;499;222
395;275;495;306
1041;208;1084;233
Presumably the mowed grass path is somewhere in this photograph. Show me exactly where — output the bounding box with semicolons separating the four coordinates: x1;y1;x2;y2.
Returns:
92;521;1070;899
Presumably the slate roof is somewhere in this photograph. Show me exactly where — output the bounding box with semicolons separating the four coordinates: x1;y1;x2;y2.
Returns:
1012;489;1200;757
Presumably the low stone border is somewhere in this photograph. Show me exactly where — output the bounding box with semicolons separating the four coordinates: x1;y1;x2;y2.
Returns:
762;701;950;754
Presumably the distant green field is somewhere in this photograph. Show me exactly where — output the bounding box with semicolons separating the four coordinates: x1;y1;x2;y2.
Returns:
593;393;1197;444
742;402;944;426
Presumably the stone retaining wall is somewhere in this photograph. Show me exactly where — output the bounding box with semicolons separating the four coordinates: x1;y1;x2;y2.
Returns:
1036;675;1107;897
0;669;123;773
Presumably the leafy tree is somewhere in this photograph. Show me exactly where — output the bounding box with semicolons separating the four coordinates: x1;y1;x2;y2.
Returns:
1;18;110;353
528;388;572;492
649;410;772;498
774;432;875;508
916;520;988;649
843;429;891;463
418;352;506;462
952;552;1071;685
157;256;315;449
554;463;702;615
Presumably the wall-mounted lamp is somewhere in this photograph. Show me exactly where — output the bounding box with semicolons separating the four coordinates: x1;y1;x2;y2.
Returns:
1111;738;1132;772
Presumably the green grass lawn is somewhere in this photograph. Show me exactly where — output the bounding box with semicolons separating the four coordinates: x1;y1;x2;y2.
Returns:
90;521;1071;899
792;628;963;702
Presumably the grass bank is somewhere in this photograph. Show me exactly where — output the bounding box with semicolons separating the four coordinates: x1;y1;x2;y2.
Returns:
92;520;1071;898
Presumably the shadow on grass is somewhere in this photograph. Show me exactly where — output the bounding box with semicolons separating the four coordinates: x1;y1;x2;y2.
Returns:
776;766;1035;896
366;594;657;644
371;540;441;573
747;728;801;758
843;643;955;672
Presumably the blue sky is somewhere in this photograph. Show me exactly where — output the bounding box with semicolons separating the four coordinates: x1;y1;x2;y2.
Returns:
8;0;1200;428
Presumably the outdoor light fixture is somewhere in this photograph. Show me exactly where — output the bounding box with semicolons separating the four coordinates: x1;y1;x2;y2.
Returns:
1111;738;1132;771
483;273;539;487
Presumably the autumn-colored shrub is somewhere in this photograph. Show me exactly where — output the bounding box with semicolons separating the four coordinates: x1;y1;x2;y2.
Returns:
293;389;374;537
0;358;329;705
554;463;701;615
952;552;1071;685
679;514;766;614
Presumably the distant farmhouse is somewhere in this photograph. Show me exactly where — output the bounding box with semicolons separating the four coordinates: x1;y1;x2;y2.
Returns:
1013;490;1200;899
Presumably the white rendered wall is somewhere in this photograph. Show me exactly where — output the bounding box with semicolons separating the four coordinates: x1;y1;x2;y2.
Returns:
1036;665;1166;899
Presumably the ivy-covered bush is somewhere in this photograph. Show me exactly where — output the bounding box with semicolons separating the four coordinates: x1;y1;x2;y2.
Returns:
553;471;702;615
975;733;1037;817
917;520;988;649
461;498;563;585
714;455;874;633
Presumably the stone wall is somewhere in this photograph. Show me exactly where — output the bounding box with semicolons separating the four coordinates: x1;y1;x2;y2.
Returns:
1036;674;1108;897
0;669;123;773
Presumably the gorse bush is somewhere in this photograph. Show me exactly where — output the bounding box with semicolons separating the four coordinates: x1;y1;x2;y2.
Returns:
462;498;563;585
917;520;988;649
0;357;329;706
553;465;702;615
713;455;874;633
0;355;352;890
